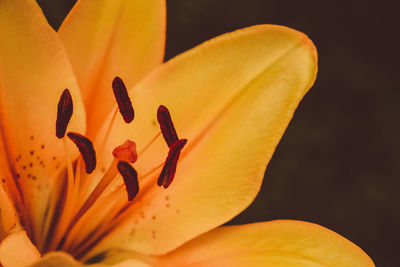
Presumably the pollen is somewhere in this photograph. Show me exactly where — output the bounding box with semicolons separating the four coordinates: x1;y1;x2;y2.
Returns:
117;161;139;201
67;132;96;174
158;139;187;188
56;89;73;139
112;76;134;123
157;105;179;147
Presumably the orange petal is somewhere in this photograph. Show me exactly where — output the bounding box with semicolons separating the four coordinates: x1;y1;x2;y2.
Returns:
30;251;151;267
0;231;41;267
157;220;375;267
30;252;80;267
90;25;317;255
111;259;151;267
0;0;85;244
0;185;17;232
58;0;166;135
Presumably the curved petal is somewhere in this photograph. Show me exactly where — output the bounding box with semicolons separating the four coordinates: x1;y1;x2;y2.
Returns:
91;25;317;255
0;231;41;267
29;252;150;267
0;185;17;232
0;0;85;245
111;259;151;267
30;252;80;267
58;0;166;135
156;220;375;267
84;250;155;266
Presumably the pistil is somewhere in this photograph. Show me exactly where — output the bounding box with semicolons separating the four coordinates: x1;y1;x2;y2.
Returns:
74;140;137;224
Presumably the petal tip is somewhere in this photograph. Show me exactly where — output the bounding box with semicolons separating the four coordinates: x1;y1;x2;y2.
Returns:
256;24;318;65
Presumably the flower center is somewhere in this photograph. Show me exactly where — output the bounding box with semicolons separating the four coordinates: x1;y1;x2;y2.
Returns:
37;77;187;259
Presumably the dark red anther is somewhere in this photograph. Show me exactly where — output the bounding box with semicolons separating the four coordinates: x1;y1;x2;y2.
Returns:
112;76;134;123
117;161;139;201
157;105;179;147
67;132;96;174
56;89;73;139
158;139;187;189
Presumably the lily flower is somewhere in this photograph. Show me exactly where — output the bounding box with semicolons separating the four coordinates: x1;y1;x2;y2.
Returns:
0;0;374;266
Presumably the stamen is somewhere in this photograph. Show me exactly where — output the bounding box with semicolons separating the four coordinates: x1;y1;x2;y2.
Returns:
138;132;161;156
46;138;77;251
117;161;139;201
157;105;179;147
112;140;137;163
112;76;134;123
56;89;73;138
58;159;119;248
61;186;126;252
158;139;187;188
67;132;96;174
97;108;118;155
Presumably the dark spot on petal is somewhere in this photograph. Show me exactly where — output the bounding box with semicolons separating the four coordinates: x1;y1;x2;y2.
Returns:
130;228;135;237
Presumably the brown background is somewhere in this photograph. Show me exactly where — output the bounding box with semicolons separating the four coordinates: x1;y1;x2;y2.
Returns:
37;1;400;266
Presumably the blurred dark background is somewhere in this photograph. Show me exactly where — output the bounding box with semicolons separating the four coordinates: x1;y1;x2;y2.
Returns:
37;0;399;266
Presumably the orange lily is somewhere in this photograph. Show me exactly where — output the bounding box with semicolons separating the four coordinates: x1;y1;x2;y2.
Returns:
0;0;374;266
